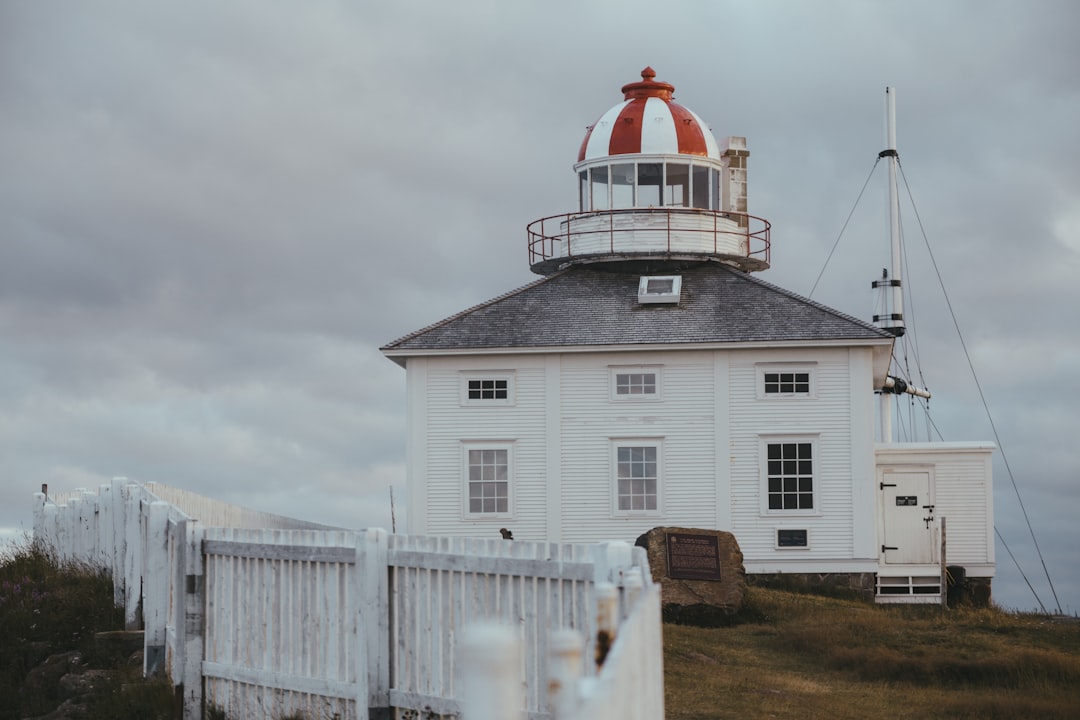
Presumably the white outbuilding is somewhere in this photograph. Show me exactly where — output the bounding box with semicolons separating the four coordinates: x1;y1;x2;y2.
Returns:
382;68;994;603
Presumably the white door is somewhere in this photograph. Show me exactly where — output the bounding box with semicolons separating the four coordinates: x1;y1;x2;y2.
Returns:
881;471;935;564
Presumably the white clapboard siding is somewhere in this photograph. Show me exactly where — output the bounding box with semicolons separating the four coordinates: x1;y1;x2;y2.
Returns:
877;444;995;570
936;460;993;564
559;352;719;544
728;350;859;560
424;361;549;538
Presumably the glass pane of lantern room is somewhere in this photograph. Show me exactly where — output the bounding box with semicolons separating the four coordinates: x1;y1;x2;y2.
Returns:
665;163;689;207
590;166;609;211
692;166;709;208
611;163;634;208
638;163;662;207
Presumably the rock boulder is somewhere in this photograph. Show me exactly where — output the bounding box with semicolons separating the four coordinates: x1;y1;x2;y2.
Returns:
635;527;747;625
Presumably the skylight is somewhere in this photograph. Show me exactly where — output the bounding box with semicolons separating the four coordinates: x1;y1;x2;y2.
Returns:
638;275;682;304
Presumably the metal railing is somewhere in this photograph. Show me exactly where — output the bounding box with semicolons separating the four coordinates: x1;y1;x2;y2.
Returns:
527;207;770;272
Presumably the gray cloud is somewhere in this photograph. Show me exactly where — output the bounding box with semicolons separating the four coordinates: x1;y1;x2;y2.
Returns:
2;0;1077;612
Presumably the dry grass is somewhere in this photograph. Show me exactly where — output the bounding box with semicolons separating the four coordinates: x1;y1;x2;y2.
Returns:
0;539;172;720
664;587;1080;720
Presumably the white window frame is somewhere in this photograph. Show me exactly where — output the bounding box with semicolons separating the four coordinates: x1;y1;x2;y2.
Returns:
757;363;816;400
611;439;663;517
609;366;662;402
462;442;514;519
759;435;820;516
460;371;515;407
637;275;682;304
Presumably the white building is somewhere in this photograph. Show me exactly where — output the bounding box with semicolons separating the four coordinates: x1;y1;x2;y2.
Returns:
382;68;994;602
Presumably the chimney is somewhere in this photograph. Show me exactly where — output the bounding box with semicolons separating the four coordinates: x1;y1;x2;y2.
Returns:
722;136;749;228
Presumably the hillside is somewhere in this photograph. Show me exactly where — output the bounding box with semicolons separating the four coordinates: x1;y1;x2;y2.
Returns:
664;587;1080;720
0;542;173;720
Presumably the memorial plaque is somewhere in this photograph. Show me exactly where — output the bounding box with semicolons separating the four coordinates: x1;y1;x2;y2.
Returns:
666;532;722;581
896;496;918;506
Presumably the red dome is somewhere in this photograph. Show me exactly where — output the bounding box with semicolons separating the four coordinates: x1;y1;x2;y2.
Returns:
577;68;719;162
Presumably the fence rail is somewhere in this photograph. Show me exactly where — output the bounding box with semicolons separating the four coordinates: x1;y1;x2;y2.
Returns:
32;481;664;720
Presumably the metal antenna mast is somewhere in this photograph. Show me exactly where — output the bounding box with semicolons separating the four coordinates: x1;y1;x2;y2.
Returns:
875;87;930;441
875;86;905;338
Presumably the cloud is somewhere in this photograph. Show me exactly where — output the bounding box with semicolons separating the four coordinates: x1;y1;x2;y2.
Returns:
1;0;1077;613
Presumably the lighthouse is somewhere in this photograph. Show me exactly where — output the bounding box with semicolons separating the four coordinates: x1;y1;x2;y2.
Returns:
527;67;770;275
381;69;994;603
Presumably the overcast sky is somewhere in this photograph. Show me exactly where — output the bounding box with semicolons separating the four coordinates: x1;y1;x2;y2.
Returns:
2;0;1077;613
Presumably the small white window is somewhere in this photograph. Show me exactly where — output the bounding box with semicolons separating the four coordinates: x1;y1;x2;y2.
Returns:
638;275;682;304
761;436;818;515
613;441;662;516
757;365;815;399
610;366;661;401
460;372;515;406
776;528;810;550
463;444;512;517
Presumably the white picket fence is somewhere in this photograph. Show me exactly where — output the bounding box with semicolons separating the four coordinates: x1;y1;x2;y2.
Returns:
32;481;664;720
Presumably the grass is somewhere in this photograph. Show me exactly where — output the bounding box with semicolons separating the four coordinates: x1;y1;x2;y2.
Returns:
664;587;1080;719
0;538;172;720
0;538;329;719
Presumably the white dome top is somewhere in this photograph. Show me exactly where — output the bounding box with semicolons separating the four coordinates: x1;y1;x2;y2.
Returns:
577;67;720;162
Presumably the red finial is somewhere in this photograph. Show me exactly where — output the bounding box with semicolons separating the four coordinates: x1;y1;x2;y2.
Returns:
621;66;674;101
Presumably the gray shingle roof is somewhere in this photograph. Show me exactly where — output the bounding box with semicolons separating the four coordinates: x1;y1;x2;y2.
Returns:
381;264;892;356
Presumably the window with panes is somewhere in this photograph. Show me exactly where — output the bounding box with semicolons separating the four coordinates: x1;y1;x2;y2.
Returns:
764;371;810;395
467;448;509;515
766;442;814;511
467;378;508;400
615;445;659;513
615;372;657;396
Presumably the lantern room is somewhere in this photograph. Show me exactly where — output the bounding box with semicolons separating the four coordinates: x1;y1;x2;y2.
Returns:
528;68;771;275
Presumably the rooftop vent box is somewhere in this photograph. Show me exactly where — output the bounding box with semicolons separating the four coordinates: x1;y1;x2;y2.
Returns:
638;275;682;304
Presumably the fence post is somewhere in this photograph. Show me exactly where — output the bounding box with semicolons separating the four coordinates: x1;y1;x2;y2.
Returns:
594;583;618;670
360;527;390;717
96;483;112;570
591;541;634;585
940;517;947;610
461;624;523;720
124;485;143;630
32;492;46;544
80;489;96;565
111;478;128;607
180;519;205;720
144;501;170;676
42;502;58;554
621;568;644;620
65;496;81;564
548;629;584;720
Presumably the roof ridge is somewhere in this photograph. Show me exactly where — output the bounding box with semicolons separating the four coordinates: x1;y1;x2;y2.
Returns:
380;271;565;350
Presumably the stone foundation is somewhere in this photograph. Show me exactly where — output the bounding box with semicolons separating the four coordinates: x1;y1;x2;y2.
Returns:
747;572;877;601
947;568;993;608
